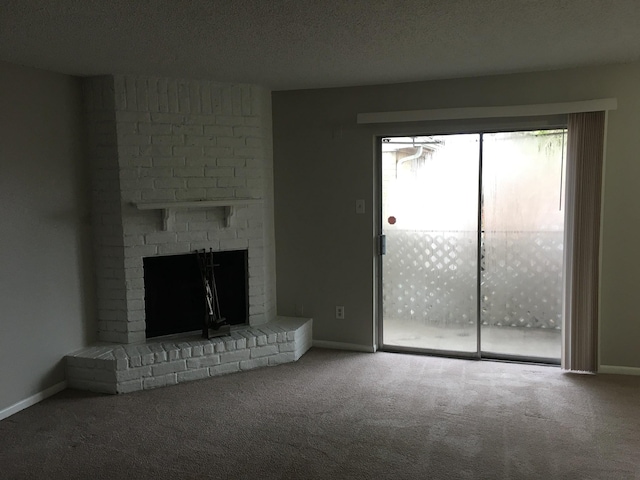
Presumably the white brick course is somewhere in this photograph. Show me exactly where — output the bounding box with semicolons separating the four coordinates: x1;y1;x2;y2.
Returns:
251;345;279;358
152;360;187;376
220;349;250;363
209;362;241;376
240;357;269;370
186;356;221;368
269;352;296;366
117;379;143;394
177;368;209;382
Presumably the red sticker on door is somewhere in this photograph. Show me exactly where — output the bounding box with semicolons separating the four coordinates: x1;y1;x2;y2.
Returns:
388;216;396;225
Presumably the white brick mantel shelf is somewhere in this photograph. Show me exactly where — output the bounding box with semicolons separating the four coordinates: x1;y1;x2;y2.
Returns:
135;198;263;230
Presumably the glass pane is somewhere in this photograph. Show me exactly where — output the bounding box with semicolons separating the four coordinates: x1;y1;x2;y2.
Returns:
382;134;479;353
481;130;566;360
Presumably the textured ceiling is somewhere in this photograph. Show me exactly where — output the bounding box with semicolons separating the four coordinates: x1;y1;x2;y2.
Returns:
2;0;640;91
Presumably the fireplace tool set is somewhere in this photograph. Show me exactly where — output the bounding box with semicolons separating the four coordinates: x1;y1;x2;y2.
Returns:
196;249;231;339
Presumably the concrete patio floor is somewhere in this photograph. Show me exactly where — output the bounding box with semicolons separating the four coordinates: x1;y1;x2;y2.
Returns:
382;318;561;360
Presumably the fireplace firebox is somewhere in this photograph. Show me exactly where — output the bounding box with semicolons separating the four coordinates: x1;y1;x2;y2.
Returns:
143;250;248;339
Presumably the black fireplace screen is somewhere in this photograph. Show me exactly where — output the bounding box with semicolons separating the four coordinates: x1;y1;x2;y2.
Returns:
143;250;248;338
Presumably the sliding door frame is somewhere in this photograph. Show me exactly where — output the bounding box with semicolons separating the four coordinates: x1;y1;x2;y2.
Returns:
376;122;568;364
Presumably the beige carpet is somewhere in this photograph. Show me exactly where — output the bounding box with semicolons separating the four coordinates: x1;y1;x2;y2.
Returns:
1;348;639;479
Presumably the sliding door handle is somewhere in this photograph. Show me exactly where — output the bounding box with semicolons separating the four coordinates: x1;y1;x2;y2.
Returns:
379;234;386;256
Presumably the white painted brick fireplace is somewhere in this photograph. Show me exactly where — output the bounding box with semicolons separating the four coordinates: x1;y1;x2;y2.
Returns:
65;75;311;393
85;75;277;343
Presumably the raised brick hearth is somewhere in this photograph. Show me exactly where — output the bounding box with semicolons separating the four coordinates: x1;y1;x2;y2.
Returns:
66;317;311;394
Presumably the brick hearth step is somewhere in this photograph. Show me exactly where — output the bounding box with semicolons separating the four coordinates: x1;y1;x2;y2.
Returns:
65;317;312;394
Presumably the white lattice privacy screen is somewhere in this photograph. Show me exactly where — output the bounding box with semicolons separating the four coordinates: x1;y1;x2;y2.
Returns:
382;229;563;329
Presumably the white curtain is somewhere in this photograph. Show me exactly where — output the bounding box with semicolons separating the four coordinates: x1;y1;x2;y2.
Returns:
563;111;606;372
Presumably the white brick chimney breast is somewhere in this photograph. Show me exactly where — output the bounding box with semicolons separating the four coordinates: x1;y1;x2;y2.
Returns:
83;75;277;344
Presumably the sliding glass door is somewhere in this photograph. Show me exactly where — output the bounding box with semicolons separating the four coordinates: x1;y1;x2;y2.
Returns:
380;129;566;363
480;131;565;360
381;134;480;356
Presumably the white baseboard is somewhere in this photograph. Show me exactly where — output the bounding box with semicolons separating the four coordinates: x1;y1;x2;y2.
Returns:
0;381;67;421
312;340;376;353
599;365;640;376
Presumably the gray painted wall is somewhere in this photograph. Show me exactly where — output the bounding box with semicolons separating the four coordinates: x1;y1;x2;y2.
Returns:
0;61;95;411
272;62;640;368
